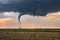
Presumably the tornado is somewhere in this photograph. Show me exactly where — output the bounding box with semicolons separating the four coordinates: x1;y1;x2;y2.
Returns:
18;14;21;22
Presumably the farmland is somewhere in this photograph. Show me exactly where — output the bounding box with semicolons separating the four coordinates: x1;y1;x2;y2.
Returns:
0;29;60;40
0;29;60;32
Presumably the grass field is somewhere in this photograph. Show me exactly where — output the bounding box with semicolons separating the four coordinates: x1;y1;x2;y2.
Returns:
0;29;60;40
0;32;60;40
0;29;60;32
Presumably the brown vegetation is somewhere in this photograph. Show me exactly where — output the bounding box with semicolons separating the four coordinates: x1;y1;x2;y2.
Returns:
0;32;60;40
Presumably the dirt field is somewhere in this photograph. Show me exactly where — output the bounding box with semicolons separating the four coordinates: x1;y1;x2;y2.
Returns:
0;32;60;40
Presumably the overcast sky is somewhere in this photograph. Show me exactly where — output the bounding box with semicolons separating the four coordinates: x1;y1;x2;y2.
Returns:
0;0;60;29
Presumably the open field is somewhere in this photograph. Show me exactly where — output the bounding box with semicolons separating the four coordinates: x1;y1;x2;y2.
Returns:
0;32;60;40
0;29;60;40
0;29;60;32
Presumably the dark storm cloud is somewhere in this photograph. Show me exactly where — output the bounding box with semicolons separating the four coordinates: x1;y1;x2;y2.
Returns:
0;0;60;16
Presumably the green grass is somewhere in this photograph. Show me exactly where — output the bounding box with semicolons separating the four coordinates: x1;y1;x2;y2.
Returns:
0;29;60;32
